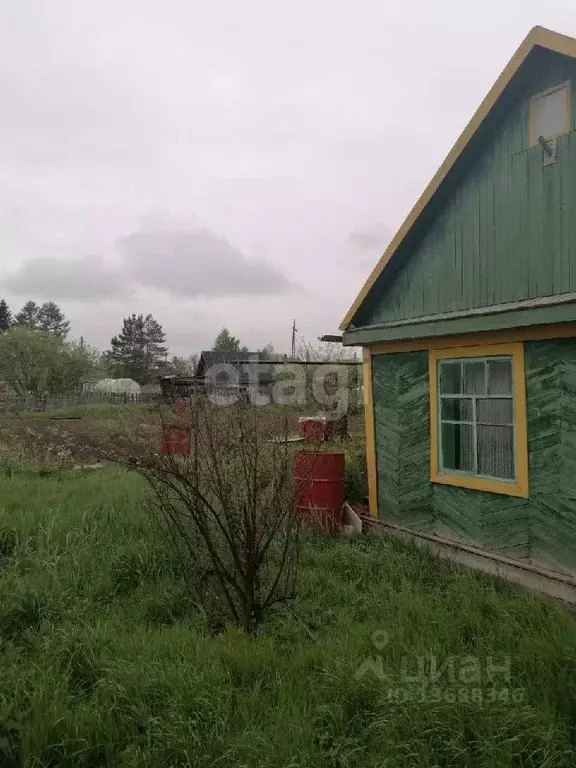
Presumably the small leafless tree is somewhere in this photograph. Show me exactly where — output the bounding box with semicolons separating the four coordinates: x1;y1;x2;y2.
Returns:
290;338;362;415
293;338;359;364
117;397;302;632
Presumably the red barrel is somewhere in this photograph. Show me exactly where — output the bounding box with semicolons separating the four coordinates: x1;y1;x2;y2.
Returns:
298;417;330;442
293;451;345;532
161;424;190;455
174;398;187;414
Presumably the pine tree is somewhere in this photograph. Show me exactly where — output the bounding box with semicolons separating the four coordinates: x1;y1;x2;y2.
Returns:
109;314;147;382
15;300;40;328
143;314;168;378
0;299;12;331
108;313;167;383
212;328;248;354
37;301;70;339
14;300;70;338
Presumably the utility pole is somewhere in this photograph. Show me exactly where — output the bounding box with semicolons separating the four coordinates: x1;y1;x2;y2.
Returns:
80;335;84;351
291;319;298;359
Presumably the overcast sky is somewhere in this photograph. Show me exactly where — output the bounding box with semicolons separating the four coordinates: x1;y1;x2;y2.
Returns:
1;0;576;355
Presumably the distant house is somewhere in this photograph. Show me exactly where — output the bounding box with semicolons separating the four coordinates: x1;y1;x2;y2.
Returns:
195;351;280;399
159;351;283;400
341;26;576;574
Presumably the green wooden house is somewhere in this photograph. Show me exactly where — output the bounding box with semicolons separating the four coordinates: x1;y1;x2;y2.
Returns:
341;26;576;574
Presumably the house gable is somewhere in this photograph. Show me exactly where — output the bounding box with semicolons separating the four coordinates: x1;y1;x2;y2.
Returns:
343;28;576;343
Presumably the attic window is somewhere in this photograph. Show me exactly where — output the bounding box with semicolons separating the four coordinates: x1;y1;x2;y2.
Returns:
529;81;571;146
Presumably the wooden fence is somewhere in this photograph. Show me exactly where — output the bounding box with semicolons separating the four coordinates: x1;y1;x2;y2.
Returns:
0;384;251;415
0;390;160;415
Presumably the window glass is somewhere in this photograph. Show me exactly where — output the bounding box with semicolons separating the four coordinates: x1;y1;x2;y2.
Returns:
440;362;461;394
441;398;473;422
531;84;569;142
463;361;485;395
438;357;515;482
476;398;514;425
487;360;512;395
441;423;475;473
477;426;515;479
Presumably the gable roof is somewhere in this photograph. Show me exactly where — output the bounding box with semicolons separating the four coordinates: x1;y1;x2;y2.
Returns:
195;351;285;380
340;25;576;331
198;350;261;367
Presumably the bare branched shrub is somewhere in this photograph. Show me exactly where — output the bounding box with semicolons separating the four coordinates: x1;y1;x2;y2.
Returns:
291;338;362;415
111;398;302;632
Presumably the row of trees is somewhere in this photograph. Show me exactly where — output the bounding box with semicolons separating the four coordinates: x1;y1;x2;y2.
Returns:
0;305;281;395
0;300;170;395
0;299;70;338
104;324;281;382
0;298;93;395
0;327;100;396
0;300;171;390
0;294;355;396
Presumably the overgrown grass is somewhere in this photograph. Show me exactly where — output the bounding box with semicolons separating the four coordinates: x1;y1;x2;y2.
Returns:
4;403;155;421
1;465;576;766
342;440;368;505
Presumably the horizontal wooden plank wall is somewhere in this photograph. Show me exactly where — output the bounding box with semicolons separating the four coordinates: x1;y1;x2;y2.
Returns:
360;51;576;330
371;340;576;572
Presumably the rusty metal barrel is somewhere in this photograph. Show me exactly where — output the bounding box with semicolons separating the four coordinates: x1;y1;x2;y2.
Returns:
298;416;329;441
160;424;190;455
293;451;345;532
298;415;348;442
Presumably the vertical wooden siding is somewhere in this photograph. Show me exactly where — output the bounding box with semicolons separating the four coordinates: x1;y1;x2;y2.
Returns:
363;52;576;327
372;340;576;572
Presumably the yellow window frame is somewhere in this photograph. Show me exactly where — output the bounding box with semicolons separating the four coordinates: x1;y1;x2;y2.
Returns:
429;342;529;498
528;80;572;147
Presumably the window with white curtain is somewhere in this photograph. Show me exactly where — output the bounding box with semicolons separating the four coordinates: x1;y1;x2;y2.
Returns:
437;356;515;481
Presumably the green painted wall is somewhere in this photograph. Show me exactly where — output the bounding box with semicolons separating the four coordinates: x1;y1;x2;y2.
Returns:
360;49;576;329
372;339;576;572
372;351;433;531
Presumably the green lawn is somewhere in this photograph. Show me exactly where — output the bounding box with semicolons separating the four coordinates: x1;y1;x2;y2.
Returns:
1;466;576;766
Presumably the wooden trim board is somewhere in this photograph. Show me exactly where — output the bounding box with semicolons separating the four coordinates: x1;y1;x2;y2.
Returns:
367;322;576;355
362;348;378;519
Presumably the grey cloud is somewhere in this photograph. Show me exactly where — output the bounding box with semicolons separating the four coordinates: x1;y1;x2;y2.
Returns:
117;226;294;299
342;223;393;271
3;221;295;303
3;255;127;300
346;223;392;252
